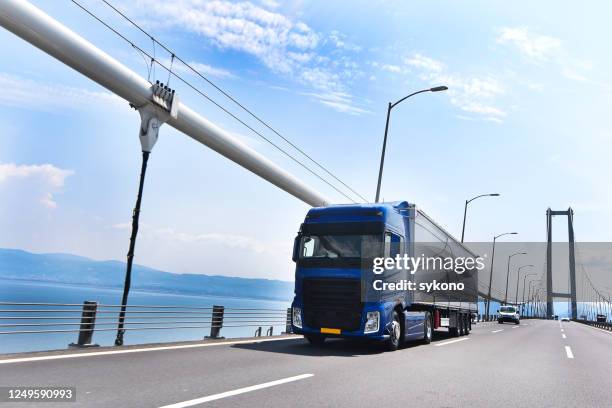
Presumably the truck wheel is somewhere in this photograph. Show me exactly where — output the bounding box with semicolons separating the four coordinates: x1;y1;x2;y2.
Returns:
422;311;432;344
464;314;470;335
386;311;401;351
305;335;325;346
459;313;465;336
449;313;460;337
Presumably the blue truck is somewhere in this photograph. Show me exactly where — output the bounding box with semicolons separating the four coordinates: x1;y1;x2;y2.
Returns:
291;201;478;351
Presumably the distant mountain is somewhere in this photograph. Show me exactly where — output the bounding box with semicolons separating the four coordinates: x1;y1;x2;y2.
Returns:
0;248;293;301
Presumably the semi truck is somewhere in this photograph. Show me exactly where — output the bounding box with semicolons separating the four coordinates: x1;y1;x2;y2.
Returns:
291;201;478;351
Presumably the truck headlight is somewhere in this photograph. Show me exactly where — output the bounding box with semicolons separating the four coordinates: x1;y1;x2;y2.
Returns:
292;307;302;329
364;311;380;333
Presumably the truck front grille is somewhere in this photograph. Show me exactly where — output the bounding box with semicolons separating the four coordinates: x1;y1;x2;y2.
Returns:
302;278;362;331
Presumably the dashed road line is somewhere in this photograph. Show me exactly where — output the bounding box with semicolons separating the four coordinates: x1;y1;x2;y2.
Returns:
492;329;503;333
565;346;574;359
158;374;314;408
562;334;567;339
434;338;470;347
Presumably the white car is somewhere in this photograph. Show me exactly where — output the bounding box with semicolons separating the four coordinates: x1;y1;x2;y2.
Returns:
498;306;520;324
561;317;570;322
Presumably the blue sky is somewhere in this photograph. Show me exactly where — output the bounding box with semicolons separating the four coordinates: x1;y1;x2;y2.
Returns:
1;0;612;280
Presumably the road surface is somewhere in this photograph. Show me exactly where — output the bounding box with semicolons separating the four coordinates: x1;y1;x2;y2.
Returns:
1;320;611;407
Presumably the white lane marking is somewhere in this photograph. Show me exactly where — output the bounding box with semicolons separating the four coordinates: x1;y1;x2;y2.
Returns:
434;337;470;347
565;346;574;359
562;334;567;339
561;329;564;332
492;329;503;333
512;326;518;329
0;336;299;365
157;374;314;408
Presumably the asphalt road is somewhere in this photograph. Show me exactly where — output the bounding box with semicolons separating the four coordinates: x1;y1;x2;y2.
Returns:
1;319;611;408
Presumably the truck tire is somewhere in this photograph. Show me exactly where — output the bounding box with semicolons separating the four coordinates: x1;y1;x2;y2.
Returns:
459;313;466;336
449;313;460;337
422;311;432;344
386;311;401;351
305;335;325;346
465;314;471;335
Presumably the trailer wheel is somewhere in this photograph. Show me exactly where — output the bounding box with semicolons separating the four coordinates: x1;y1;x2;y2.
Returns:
465;314;471;335
305;335;325;346
386;311;401;351
422;311;432;344
449;313;460;337
459;313;465;336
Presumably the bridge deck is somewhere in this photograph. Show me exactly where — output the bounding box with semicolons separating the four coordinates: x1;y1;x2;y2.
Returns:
1;320;611;407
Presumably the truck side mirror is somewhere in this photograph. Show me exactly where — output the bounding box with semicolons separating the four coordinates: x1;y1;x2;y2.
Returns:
292;235;300;262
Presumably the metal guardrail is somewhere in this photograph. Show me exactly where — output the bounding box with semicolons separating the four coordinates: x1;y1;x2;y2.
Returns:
0;301;292;348
574;319;612;331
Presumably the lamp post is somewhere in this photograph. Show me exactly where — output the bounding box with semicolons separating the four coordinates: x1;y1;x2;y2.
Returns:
374;86;448;203
535;288;544;318
515;264;534;305
521;273;537;314
504;252;526;304
461;193;500;242
527;279;541;317
485;232;518;319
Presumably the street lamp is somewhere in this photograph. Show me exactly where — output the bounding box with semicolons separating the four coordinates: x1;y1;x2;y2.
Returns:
505;252;526;304
515;265;534;305
461;193;500;242
521;273;537;314
485;232;518;319
527;279;541;317
374;86;448;203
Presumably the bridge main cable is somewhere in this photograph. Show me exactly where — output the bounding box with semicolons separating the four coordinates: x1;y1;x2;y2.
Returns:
0;0;331;208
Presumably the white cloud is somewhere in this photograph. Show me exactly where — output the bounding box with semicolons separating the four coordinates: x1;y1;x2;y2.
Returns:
0;73;123;112
129;1;368;115
497;27;612;91
300;90;371;115
405;54;445;73
112;222;287;254
160;58;235;79
133;0;319;74
259;0;280;9
393;54;506;121
328;30;362;52
0;163;74;208
497;27;562;61
380;64;402;73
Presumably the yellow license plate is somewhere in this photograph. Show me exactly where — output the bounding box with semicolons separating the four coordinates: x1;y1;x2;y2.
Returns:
320;327;341;334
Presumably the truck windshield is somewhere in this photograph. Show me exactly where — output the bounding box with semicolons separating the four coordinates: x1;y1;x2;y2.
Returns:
298;234;380;266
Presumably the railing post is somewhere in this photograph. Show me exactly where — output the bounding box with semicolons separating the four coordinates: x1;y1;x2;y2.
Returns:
254;327;262;337
69;301;99;348
266;326;273;336
283;308;292;334
206;305;225;339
